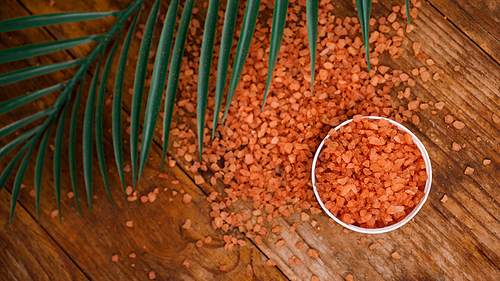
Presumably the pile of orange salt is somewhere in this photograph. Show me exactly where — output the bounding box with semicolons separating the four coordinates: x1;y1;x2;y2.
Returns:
315;116;427;228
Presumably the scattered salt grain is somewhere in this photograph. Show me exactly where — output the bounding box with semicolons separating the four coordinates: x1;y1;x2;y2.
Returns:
111;255;119;262
435;102;445;110
464;167;474;175
483;159;491;165
126;220;133;228
391;252;402;259
126;186;133;195
307;249;319;259
453;121;465;129
440;195;448;203
183;194;192;203
51;209;59;218
194;175;205;185
493;114;500;124
182;219;192;229
452;142;461;151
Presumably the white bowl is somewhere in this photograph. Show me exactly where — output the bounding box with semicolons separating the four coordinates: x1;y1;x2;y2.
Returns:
311;116;432;234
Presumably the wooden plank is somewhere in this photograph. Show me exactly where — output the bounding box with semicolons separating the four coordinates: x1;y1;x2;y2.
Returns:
0;191;89;281
0;75;287;280
427;0;500;65
0;1;287;280
3;0;500;280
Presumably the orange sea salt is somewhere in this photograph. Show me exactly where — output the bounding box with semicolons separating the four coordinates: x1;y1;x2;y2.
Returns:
316;117;427;228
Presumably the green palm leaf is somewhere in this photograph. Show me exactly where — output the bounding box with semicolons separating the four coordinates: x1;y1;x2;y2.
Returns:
113;6;142;193
262;0;289;109
162;0;195;171
54;102;70;221
221;0;261;125
82;52;104;212
306;0;318;92
0;83;63;115
35;122;55;220
197;0;220;157
0;35;102;64
0;129;37;160
130;0;161;189
10;140;37;223
95;32;122;202
0;0;415;222
212;0;240;140
0;12;120;32
0;108;51;139
0;59;83;86
138;0;179;182
68;78;85;215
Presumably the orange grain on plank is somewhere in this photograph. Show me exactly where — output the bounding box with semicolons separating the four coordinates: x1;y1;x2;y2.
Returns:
392;252;402;259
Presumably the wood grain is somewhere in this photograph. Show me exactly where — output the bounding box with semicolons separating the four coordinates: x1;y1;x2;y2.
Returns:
0;191;89;281
1;0;500;280
0;1;287;280
427;0;500;65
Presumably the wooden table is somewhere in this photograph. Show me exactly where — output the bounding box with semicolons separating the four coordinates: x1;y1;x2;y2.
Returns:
1;0;499;280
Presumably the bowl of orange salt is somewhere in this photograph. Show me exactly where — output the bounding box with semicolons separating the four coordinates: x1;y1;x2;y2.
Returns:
311;115;432;234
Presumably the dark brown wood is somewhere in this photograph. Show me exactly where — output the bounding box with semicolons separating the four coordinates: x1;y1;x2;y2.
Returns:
427;0;500;65
1;0;500;280
0;192;89;281
0;1;287;280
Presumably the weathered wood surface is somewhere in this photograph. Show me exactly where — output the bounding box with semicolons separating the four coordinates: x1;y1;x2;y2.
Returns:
1;0;500;280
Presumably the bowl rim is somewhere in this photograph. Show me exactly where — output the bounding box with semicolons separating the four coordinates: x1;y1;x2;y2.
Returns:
311;116;433;234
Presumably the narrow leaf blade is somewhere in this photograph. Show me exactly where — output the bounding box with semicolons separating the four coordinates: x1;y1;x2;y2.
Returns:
0;12;120;33
0;59;82;87
10;140;37;223
0;35;102;64
405;0;411;25
197;0;220;158
262;0;289;109
83;53;104;212
138;0;179;181
35;122;55;221
221;0;262;125
69;78;85;214
162;0;196;171
0;141;32;194
113;6;142;193
0;83;63;115
96;32;122;202
306;0;318;93
0;108;51;139
131;0;161;188
212;0;240;140
0;129;37;161
54;102;70;221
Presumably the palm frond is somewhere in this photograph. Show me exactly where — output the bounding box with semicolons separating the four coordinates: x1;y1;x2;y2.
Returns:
0;0;414;222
